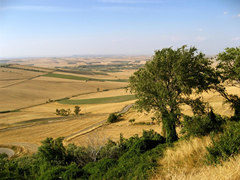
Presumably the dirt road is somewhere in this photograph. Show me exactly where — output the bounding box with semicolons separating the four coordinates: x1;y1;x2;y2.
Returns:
0;148;14;157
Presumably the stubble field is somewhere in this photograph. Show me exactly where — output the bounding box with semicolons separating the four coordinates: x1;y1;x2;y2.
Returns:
0;56;239;152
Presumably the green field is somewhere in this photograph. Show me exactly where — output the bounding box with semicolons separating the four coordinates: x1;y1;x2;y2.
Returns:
59;95;136;104
43;73;128;82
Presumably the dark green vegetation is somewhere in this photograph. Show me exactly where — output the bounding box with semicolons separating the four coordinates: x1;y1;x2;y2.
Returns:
56;108;72;116
128;45;219;143
59;95;136;105
56;68;107;75
215;47;240;119
43;73;128;82
0;109;21;114
0;64;47;73
74;106;81;115
129;118;135;124
0;130;167;180
58;62;144;73
107;113;120;123
55;106;81;116
205;121;240;164
180;110;226;138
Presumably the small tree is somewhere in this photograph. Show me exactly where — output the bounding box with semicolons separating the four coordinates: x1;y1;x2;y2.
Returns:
67;108;71;116
129;119;135;125
56;109;60;115
74;106;81;115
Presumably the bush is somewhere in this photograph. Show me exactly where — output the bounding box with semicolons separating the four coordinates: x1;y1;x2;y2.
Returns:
83;130;166;180
0;153;8;159
129;118;135;124
37;137;67;165
205;121;240;164
56;108;71;116
180;110;226;138
107;113;119;123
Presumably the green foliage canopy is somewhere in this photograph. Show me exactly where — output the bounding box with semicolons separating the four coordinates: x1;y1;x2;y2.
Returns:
128;45;219;143
216;47;240;119
217;46;240;83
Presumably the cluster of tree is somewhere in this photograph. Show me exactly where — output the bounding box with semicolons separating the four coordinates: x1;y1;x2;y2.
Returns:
128;45;240;143
56;106;81;116
0;130;167;179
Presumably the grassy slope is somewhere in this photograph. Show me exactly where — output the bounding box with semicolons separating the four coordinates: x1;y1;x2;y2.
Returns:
152;136;240;180
43;73;128;82
59;95;136;104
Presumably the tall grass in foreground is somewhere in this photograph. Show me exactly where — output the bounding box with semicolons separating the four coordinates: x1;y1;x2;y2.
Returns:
173;155;240;180
153;136;212;179
156;155;240;180
152;136;240;180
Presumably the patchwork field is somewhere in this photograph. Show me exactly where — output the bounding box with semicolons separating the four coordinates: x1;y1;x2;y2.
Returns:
0;57;240;153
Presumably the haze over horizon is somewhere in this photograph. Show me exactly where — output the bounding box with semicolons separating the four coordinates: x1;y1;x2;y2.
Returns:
0;0;240;58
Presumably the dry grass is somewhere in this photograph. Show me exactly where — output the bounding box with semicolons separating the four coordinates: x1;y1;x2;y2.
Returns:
0;113;109;145
180;155;240;180
154;136;212;179
0;76;127;111
152;136;240;180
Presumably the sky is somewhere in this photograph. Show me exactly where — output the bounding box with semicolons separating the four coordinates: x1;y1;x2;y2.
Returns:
0;0;240;58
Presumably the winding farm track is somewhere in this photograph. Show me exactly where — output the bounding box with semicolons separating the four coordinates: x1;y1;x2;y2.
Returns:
0;104;135;152
0;148;14;157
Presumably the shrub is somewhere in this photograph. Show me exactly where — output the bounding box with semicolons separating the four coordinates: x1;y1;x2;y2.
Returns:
107;113;119;123
134;121;146;125
83;130;166;180
56;108;71;116
180;110;226;138
0;153;8;159
129;118;135;124
37;137;67;165
205;121;240;164
74;106;81;115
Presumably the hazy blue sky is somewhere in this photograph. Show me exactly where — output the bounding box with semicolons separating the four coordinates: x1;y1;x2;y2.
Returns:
0;0;239;58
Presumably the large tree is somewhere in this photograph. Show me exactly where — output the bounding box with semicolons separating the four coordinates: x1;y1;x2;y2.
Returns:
128;45;218;143
216;46;240;83
216;46;240;118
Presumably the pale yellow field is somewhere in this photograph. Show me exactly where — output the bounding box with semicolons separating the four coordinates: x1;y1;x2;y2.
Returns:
1;84;239;146
0;75;127;111
6;56;150;68
1;60;240;153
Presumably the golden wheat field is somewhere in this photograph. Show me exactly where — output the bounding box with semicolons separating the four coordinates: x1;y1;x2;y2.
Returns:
0;57;240;154
1;57;240;179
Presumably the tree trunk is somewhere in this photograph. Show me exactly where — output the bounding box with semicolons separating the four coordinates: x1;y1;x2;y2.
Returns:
162;112;178;143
